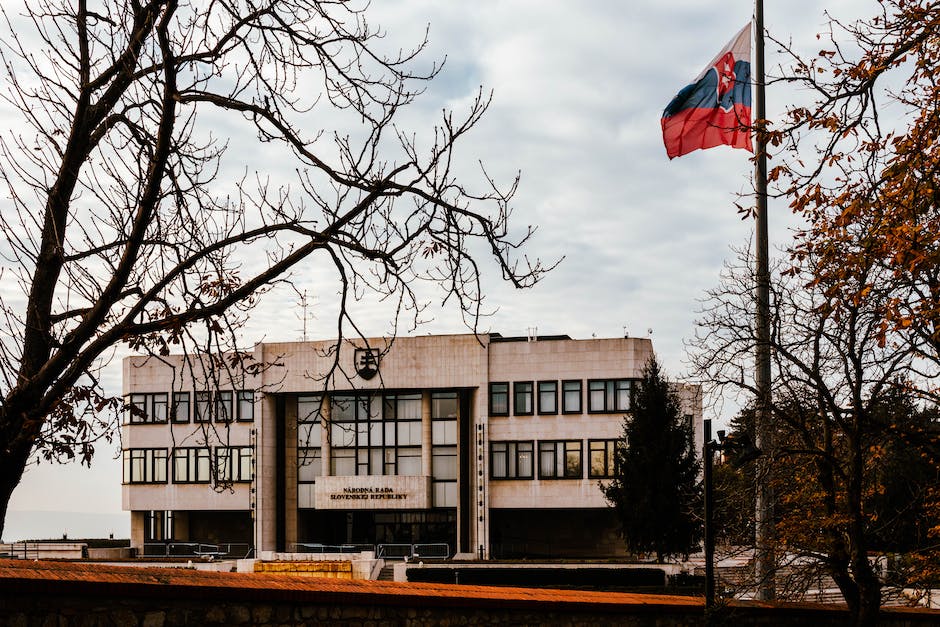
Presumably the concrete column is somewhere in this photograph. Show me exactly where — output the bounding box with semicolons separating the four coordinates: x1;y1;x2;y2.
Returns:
321;396;331;477
130;511;146;552
257;393;278;553
422;391;432;476
284;395;298;550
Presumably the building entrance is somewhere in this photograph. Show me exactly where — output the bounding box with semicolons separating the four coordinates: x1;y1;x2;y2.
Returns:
299;509;456;551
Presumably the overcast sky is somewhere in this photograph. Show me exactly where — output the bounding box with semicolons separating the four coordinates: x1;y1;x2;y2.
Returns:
4;0;873;540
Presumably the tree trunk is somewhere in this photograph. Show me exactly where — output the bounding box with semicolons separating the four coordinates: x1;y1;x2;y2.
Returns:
0;439;33;541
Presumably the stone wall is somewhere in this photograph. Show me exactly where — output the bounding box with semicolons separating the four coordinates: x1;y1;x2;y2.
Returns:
2;559;939;626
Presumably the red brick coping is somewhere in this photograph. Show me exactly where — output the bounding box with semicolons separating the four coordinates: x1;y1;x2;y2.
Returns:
1;559;939;622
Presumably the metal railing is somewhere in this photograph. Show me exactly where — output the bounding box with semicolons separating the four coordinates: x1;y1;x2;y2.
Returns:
289;543;374;555
288;542;450;561
142;542;252;559
376;542;450;561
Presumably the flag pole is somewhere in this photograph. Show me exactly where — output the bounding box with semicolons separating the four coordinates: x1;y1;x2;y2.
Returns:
753;0;775;602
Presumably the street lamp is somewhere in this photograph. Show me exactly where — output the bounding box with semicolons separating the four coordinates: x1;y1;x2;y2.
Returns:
703;419;762;610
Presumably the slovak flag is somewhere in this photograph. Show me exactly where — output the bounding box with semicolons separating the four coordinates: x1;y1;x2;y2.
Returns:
661;23;753;159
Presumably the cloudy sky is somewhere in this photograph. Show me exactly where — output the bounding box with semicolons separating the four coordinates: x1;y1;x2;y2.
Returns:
4;0;872;540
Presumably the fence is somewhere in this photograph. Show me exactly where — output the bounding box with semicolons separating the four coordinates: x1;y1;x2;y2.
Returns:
142;542;252;559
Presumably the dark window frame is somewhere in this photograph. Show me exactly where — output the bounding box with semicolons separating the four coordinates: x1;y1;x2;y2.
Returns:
489;440;535;480
194;391;211;423
513;381;534;416
237;390;255;422
489;382;510;417
561;380;582;414
122;448;169;484
171;447;211;484
587;379;634;413
538;440;583;480
127;393;169;424
171;392;190;424
215;446;254;483
330;392;423;477
537;380;558;415
588;439;619;479
214;390;234;423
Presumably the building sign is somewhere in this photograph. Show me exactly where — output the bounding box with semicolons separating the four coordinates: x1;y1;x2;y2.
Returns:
314;475;431;510
330;486;408;502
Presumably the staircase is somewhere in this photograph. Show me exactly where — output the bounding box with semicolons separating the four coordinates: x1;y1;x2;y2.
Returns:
377;564;396;581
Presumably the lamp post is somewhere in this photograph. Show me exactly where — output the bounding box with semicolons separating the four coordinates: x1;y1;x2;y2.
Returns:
704;418;762;611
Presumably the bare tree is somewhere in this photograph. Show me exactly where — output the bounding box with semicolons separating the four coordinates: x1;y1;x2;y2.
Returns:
0;0;551;538
690;249;937;626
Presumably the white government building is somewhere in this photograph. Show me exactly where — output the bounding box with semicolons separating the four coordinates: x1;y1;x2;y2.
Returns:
122;333;703;559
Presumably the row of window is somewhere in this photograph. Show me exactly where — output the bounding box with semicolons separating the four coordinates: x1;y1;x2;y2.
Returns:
122;447;253;484
128;390;255;424
490;439;619;480
489;379;634;417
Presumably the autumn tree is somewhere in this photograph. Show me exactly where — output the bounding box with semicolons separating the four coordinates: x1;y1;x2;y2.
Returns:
691;247;940;625
0;1;551;539
772;0;940;366
602;357;702;563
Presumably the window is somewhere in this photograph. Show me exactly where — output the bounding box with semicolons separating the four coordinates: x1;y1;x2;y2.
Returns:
490;441;534;479
432;391;458;508
562;380;582;414
298;448;322;483
128;393;169;424
538;440;582;479
589;439;619;478
587;379;633;413
330;393;422;477
171;392;190;423
216;446;253;483
489;382;509;416
537;381;557;414
237;390;254;421
123;448;168;483
215;390;234;422
297;395;322;482
172;447;211;483
513;381;534;416
194;392;211;422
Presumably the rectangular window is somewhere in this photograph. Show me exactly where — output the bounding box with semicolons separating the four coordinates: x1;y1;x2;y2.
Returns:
298;395;324;423
215;390;234;423
489;382;509;416
215;446;253;483
172;448;211;483
490;441;534;479
587;379;634;413
537;381;557;414
127;393;169;424
329;393;422;477
538;440;582;479
513;381;534;416
171;392;190;423
562;380;582;414
298;448;322;483
589;439;619;479
237;390;254;422
194;392;211;422
122;448;168;484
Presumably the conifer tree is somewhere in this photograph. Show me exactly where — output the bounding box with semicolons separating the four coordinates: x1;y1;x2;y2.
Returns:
602;357;702;563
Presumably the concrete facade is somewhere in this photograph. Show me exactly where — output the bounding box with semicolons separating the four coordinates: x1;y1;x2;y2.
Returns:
121;333;702;559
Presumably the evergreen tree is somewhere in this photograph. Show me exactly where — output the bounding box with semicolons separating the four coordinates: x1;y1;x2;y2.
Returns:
602;356;702;562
